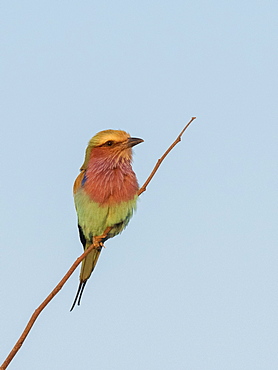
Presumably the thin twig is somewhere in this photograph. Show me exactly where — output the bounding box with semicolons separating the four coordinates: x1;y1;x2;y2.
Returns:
0;117;196;370
0;227;112;370
138;117;196;196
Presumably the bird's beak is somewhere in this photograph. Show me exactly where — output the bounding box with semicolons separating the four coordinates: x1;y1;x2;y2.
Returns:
126;137;144;148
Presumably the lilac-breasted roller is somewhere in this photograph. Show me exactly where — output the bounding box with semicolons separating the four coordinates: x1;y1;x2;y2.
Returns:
70;129;143;310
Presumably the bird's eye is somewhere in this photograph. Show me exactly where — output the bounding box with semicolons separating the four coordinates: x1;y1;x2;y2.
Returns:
105;141;113;146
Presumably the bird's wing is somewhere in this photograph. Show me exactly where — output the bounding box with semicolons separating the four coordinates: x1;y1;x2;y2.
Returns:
73;170;85;194
78;224;87;249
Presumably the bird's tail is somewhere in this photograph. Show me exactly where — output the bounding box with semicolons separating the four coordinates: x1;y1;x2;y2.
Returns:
80;243;102;281
70;243;102;311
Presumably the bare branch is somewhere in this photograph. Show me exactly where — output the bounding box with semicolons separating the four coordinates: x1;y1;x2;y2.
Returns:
0;227;112;370
138;117;196;196
0;118;196;369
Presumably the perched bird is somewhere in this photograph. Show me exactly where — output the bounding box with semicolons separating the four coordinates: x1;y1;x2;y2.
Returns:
70;129;143;310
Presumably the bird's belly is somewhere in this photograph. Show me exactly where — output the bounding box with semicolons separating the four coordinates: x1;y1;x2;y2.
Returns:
74;189;137;241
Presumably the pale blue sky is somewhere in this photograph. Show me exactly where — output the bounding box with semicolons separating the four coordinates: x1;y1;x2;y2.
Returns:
1;1;278;369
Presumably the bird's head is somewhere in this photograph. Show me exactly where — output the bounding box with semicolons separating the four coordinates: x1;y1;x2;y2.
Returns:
80;129;144;170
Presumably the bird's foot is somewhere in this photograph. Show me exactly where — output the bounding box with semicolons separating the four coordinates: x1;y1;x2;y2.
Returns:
92;237;106;251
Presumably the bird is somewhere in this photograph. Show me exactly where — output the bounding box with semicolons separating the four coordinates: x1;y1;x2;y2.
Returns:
70;129;143;310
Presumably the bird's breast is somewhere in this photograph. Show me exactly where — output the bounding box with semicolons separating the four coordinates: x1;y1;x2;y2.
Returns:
83;166;139;205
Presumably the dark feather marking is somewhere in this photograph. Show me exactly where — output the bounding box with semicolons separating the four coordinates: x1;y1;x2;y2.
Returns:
81;171;87;186
78;224;87;249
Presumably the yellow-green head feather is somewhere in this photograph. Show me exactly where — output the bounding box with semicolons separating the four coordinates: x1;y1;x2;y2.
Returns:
80;129;131;170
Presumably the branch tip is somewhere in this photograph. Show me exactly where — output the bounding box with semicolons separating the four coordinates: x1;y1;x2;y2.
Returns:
138;117;196;196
